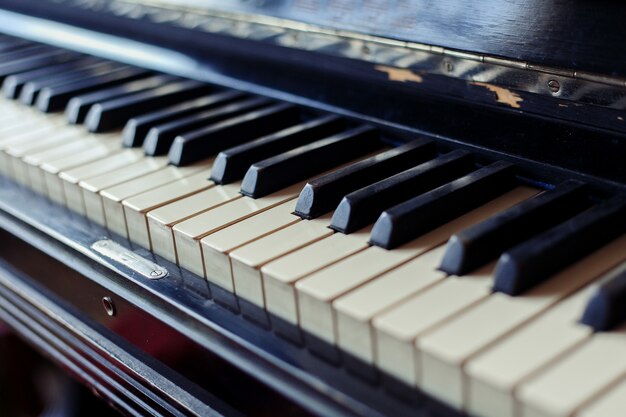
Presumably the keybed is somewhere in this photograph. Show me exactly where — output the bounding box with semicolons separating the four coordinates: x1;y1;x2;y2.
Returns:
0;35;625;417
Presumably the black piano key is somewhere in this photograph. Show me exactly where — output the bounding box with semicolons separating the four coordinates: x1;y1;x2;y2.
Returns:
294;138;437;219
440;180;591;275
0;49;77;83
330;150;475;234
168;103;301;166
19;60;122;105
64;74;178;124
493;197;626;296
144;96;271;156
370;161;517;249
210;115;345;185
122;90;246;147
37;66;152;114
241;125;382;199
84;79;215;133
2;57;96;99
581;264;626;331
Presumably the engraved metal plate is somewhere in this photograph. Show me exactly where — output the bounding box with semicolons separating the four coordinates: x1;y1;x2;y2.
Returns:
91;239;168;280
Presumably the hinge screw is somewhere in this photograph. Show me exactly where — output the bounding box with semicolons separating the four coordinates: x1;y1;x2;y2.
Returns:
548;79;561;93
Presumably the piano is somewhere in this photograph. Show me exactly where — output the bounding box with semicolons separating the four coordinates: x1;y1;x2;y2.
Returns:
0;1;625;416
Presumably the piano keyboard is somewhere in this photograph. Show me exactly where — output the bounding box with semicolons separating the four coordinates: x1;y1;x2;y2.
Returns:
1;35;626;417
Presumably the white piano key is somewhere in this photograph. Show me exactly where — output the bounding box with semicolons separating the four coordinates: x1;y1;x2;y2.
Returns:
296;187;536;348
147;183;242;263
99;161;211;238
417;235;626;411
333;245;447;365
40;138;122;205
5;127;84;158
173;181;304;277
58;149;145;215
261;228;372;326
122;168;215;249
468;269;626;417
229;214;333;308
79;156;169;225
374;266;494;386
576;376;626;417
466;283;611;417
0;122;78;180
201;199;299;292
21;134;117;185
518;322;626;417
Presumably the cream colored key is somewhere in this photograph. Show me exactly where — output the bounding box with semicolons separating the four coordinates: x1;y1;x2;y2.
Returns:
99;161;211;238
333;245;448;365
58;149;145;216
229;214;333;308
262;228;372;326
297;186;537;347
122;168;216;248
5;128;85;158
173;181;304;277
576;376;626;417
16;133;118;191
0;117;55;142
518;323;626;417
21;133;118;193
373;265;494;386
0;123;79;179
466;284;598;417
80;157;170;226
201;200;300;291
417;235;626;411
40;139;122;205
147;183;242;263
0;121;73;151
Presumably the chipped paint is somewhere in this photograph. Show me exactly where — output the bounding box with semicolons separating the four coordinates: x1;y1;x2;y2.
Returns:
472;82;523;108
558;104;569;108
618;116;624;121
375;65;423;83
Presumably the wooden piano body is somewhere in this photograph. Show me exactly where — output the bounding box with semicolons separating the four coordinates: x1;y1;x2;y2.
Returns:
0;1;625;416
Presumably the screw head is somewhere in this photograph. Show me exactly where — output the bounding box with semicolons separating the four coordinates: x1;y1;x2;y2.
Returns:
548;79;561;93
102;297;116;317
443;60;454;73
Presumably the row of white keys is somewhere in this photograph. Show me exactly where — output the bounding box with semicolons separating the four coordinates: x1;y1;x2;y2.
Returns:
333;245;448;366
147;182;242;263
122;169;216;248
295;186;538;349
466;253;626;417
59;148;145;215
201;199;301;292
38;134;122;204
261;227;372;327
80;156;170;226
229;213;334;309
0;114;73;179
519;321;626;417
414;235;626;411
97;159;213;238
172;180;307;277
12;128;93;193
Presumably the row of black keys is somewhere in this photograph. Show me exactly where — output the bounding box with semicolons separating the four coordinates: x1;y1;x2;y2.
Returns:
1;35;626;332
